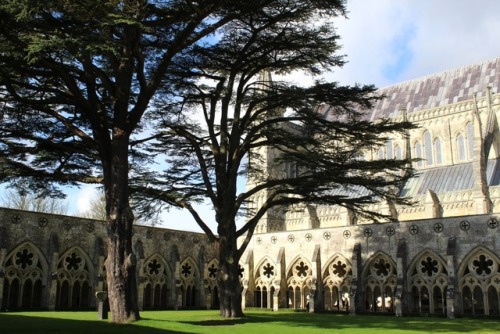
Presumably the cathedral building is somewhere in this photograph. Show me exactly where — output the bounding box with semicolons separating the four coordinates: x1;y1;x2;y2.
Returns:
1;58;500;317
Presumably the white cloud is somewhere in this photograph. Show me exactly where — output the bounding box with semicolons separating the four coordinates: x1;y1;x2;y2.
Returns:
11;1;500;234
331;0;500;87
158;1;500;232
75;185;98;213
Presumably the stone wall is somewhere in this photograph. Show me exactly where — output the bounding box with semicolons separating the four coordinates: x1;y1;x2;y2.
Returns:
0;208;218;311
240;214;500;317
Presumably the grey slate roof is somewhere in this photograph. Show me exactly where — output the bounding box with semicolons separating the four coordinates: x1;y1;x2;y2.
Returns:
320;58;500;198
400;159;500;197
377;58;500;197
369;57;500;120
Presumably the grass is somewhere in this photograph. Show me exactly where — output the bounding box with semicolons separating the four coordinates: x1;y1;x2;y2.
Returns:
0;309;498;334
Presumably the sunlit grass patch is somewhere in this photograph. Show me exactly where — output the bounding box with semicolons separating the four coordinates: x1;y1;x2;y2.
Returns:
1;309;498;334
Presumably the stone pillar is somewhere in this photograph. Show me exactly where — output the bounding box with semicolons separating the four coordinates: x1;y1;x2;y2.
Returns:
446;285;455;318
241;280;248;311
424;190;442;218
48;252;59;311
446;237;456;318
273;287;280;312
95;291;108;320
308;292;315;313
205;287;212;310
396;239;407;315
471;93;492;214
137;259;145;310
394;292;402;316
348;286;357;315
351;243;361;314
308;278;317;313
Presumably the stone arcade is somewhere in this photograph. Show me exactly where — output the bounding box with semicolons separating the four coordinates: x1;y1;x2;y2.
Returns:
1;58;500;317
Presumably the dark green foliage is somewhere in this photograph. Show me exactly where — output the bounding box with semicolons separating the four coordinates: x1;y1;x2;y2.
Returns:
0;0;415;319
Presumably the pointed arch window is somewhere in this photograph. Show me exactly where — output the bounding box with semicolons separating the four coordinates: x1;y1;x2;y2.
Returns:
434;137;443;164
1;243;47;310
394;145;402;160
459;248;500;316
414;140;423;167
378;148;385;160
386;139;393;160
466;122;474;160
423;131;433;166
457;133;466;161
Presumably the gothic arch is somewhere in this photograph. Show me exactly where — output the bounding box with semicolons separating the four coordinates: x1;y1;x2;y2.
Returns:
458;246;500;315
179;256;200;307
286;256;313;310
1;242;48;310
465;121;475;160
254;257;277;309
423;130;434;166
407;249;448;315
362;251;397;313
413;139;423;168
55;246;94;309
433;136;444;164
204;258;219;309
322;254;353;311
142;253;171;309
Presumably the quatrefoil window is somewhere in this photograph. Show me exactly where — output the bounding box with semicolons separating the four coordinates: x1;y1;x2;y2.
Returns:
295;261;309;277
15;249;34;269
208;264;218;278
332;261;347;278
374;258;391;278
420;257;439;277
472;254;494;276
262;263;274;278
181;262;192;278
65;252;82;271
148;259;162;275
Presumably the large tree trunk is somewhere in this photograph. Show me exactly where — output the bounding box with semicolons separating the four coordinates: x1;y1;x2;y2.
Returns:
217;223;244;318
104;138;140;323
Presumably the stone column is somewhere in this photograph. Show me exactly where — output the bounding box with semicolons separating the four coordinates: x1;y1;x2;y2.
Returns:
273;280;281;311
348;286;357;315
48;252;59;311
95;291;108;320
446;237;456;318
446;285;455;318
241;279;248;310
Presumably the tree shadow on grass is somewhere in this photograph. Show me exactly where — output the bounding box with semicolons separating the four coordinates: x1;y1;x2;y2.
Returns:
180;311;500;333
0;313;196;334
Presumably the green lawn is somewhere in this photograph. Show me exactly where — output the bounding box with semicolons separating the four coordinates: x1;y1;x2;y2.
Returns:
0;309;498;334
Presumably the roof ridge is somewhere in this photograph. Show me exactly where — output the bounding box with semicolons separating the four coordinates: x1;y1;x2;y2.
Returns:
378;57;500;92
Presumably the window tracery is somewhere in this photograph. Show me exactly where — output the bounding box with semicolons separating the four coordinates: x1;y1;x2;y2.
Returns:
323;256;352;311
408;251;448;315
179;257;198;307
364;253;397;313
254;259;277;309
459;248;500;315
204;259;219;309
55;247;93;309
142;254;170;309
1;243;47;310
287;258;313;310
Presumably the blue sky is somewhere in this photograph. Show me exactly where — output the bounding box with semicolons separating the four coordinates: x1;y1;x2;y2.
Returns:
331;0;500;88
6;0;500;233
